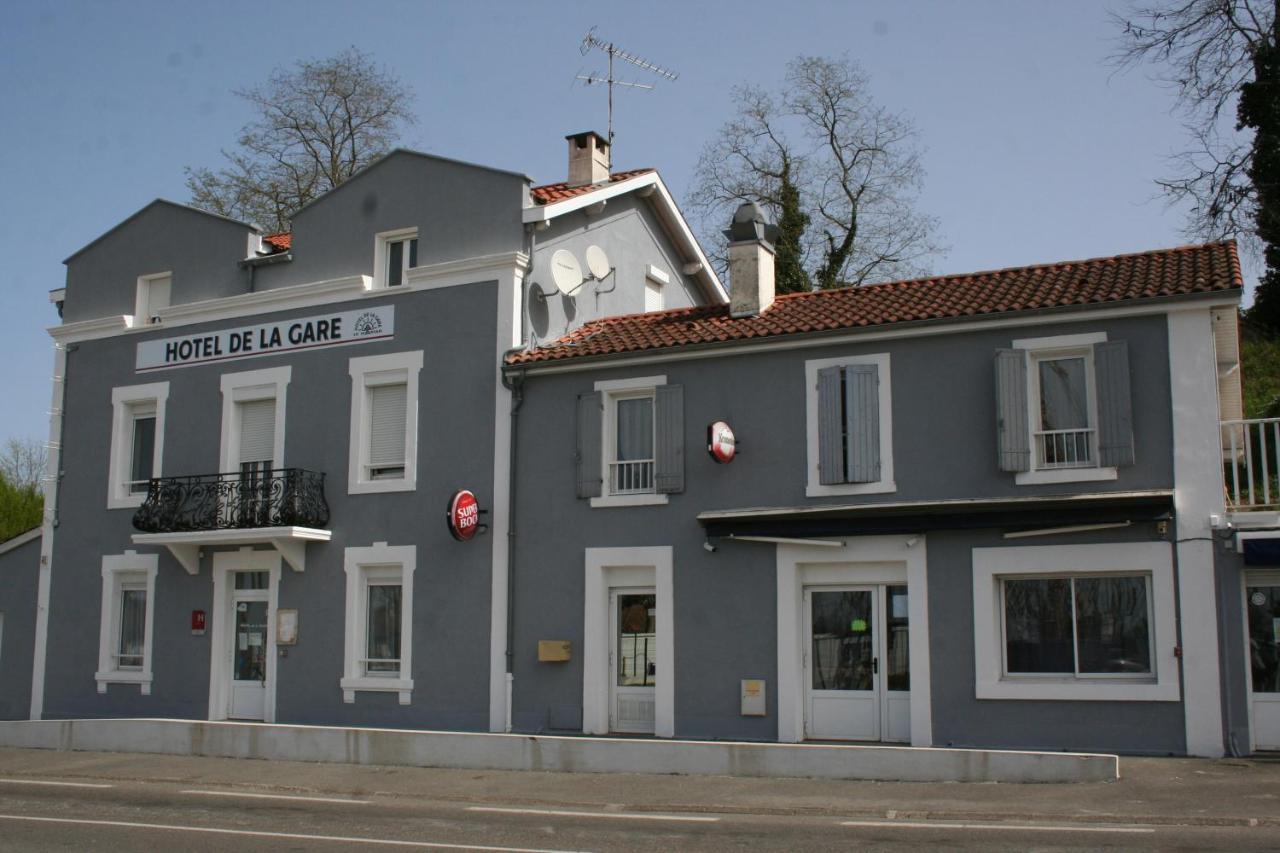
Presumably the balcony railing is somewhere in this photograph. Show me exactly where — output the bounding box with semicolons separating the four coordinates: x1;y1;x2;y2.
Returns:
1223;418;1280;511
609;459;655;495
132;468;330;533
1034;428;1095;469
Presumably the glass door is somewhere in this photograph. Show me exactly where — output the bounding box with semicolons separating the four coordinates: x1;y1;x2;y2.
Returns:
805;588;880;741
1247;581;1280;751
228;571;269;720
609;589;656;734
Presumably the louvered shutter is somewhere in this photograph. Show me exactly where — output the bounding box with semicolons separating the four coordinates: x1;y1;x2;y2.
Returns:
368;383;408;467
845;364;881;483
817;366;845;484
655;384;685;494
994;349;1030;472
576;391;603;498
1093;341;1135;468
239;399;276;465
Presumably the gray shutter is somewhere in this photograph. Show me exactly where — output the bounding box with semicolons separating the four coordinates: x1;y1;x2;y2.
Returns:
239;399;276;465
576;391;603;499
817;366;845;484
994;349;1030;472
655;384;685;494
1094;340;1135;468
844;364;881;483
368;383;408;466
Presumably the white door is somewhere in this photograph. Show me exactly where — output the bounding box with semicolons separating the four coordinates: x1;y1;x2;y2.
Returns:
228;571;270;720
609;589;656;734
1246;578;1280;751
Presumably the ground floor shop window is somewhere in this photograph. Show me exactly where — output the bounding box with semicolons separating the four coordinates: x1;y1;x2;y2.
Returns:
341;542;415;704
95;551;158;694
1003;575;1152;676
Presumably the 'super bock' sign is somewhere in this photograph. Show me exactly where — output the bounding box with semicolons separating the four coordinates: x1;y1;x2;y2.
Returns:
136;305;394;371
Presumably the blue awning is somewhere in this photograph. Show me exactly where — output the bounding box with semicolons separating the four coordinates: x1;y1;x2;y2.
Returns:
1243;537;1280;566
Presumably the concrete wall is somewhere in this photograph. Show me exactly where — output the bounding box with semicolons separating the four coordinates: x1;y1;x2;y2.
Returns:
0;534;40;720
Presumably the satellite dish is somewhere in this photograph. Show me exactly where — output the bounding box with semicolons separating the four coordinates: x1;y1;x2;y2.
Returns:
550;249;584;296
585;244;611;280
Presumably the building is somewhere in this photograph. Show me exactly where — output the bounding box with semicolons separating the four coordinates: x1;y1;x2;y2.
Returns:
2;137;1277;757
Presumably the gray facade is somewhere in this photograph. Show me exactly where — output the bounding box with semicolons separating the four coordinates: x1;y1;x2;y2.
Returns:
0;532;39;720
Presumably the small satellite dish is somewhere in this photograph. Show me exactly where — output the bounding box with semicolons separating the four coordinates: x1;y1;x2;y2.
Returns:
585;244;611;280
550;249;584;296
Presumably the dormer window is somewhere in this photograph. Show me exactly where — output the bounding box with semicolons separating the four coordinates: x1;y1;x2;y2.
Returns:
135;273;171;324
376;229;418;288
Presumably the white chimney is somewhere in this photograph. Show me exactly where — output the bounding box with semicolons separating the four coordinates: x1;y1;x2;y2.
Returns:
566;131;611;187
724;202;778;317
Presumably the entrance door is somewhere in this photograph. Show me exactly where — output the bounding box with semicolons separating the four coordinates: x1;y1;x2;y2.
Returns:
228;571;270;720
1247;578;1280;751
805;585;911;742
609;589;656;734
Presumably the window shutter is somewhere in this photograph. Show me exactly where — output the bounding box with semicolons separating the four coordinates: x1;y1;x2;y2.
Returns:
844;364;881;483
368;383;408;466
994;349;1030;472
817;366;845;484
239;399;276;465
1093;340;1135;468
576;391;603;499
655;384;685;494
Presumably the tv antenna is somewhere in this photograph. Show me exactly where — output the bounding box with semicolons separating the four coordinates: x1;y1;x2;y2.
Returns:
577;27;679;151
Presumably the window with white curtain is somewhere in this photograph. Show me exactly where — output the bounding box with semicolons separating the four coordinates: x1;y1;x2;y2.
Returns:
608;392;655;495
108;383;168;509
95;552;158;694
341;543;416;704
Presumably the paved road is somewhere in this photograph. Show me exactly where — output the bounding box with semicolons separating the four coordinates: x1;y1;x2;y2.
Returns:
0;769;1275;851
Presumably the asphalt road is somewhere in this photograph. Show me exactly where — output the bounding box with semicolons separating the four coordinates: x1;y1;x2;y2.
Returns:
0;774;1275;852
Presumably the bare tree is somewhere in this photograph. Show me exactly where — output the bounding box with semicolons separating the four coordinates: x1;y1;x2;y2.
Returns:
186;48;416;233
688;56;941;291
0;437;47;491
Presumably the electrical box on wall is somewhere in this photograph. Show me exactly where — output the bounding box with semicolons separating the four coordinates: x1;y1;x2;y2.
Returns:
538;640;572;662
741;679;766;716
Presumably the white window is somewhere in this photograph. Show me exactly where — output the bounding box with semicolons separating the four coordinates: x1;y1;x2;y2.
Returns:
219;366;290;475
804;353;895;497
95;551;158;694
108;382;169;509
972;542;1179;701
644;265;668;312
347;351;423;494
592;376;669;508
135;272;171;325
375;228;418;288
341;542;415;704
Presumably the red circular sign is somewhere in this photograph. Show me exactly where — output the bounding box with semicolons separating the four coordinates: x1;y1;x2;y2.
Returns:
447;489;481;541
707;421;736;464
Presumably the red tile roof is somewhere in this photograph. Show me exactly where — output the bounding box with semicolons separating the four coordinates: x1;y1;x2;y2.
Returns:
530;169;655;204
263;232;292;252
508;242;1242;365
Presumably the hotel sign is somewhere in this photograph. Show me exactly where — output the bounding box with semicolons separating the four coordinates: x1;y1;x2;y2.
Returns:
136;305;394;371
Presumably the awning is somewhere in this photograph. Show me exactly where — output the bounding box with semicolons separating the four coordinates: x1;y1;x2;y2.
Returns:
131;526;331;574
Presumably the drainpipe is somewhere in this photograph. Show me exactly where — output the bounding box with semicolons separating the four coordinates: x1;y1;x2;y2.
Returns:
500;355;526;733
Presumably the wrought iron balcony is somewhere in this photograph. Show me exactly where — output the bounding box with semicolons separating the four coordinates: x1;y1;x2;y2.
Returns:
132;468;330;533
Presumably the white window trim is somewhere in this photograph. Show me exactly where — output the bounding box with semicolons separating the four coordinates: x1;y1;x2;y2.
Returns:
107;382;169;509
644;265;668;313
219;366;291;473
591;375;669;508
373;227;419;290
347;351;423;494
972;541;1179;701
130;271;172;328
1011;331;1118;486
341;542;415;704
95;551;158;694
804;352;896;497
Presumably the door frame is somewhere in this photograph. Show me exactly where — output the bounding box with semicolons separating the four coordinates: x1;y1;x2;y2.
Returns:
1241;568;1280;753
608;586;658;734
802;584;884;741
777;535;931;746
209;548;281;722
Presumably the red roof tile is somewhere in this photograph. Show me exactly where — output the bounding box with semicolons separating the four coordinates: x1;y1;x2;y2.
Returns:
530;169;655;204
263;232;292;252
508;242;1242;365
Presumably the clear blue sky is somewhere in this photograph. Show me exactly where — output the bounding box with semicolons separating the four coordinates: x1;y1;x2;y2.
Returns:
0;0;1244;445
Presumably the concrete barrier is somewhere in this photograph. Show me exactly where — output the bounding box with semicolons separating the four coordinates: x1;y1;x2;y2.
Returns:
0;718;1118;783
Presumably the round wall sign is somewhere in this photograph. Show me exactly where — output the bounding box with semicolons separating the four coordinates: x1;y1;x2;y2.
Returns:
707;421;737;464
447;489;482;541
1252;591;1268;607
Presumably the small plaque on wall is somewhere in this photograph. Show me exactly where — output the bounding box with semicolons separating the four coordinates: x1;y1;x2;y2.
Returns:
276;609;299;645
538;640;572;662
741;679;766;716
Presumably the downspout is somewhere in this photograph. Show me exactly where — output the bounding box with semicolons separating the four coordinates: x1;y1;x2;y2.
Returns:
500;355;526;733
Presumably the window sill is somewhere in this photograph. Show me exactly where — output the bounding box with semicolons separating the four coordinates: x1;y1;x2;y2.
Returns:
340;675;414;705
107;493;147;510
976;677;1178;702
348;478;416;495
590;493;670;508
805;480;897;498
1014;467;1118;486
95;671;153;695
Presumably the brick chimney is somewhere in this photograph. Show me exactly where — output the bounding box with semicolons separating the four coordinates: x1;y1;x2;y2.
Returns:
566;131;611;187
724;202;779;317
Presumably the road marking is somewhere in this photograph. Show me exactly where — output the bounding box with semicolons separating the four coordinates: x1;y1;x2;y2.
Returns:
840;819;1156;834
467;806;720;823
181;789;370;805
0;778;114;789
0;814;588;852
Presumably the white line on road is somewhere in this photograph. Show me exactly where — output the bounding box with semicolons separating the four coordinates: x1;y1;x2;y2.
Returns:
0;778;114;789
0;814;590;852
840;819;1156;834
468;806;720;823
180;789;370;805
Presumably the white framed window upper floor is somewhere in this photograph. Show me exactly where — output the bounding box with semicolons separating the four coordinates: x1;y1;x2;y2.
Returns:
341;542;415;704
805;352;895;497
108;382;169;509
95;551;158;695
577;375;685;508
219;366;291;475
374;228;419;289
971;541;1179;701
644;264;668;313
132;272;171;326
347;350;423;494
